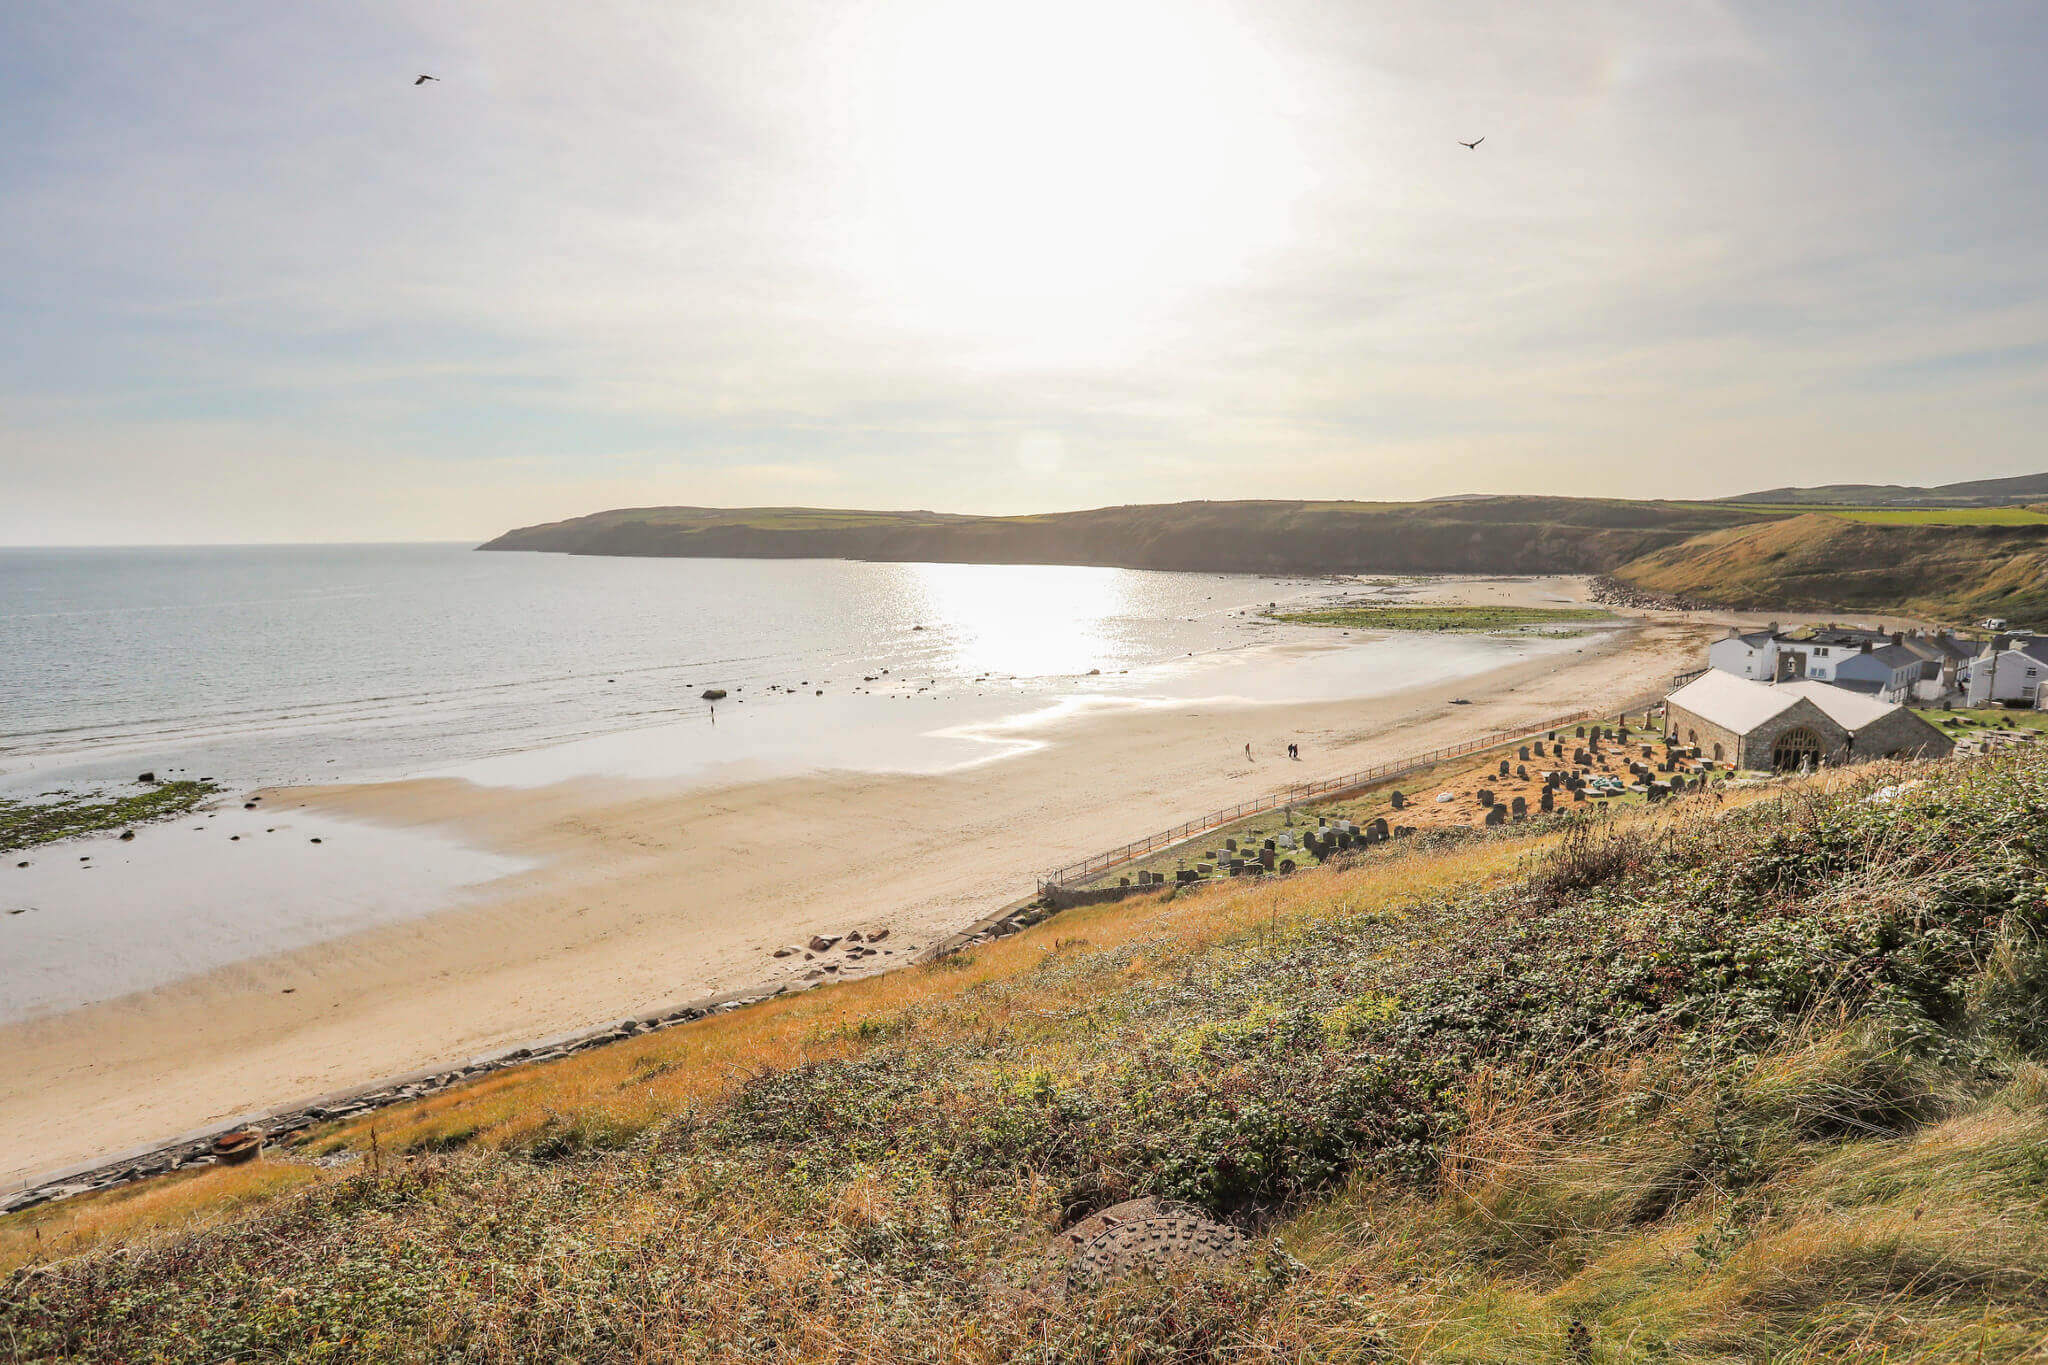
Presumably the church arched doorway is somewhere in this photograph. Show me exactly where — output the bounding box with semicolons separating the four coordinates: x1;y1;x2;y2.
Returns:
1771;727;1824;771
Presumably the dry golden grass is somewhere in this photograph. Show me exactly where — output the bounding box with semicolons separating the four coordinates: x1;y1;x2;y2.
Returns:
0;836;1531;1274
9;753;2046;1362
0;769;1806;1281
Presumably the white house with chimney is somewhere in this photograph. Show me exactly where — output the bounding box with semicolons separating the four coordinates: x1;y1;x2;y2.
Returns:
1956;635;2048;707
1707;624;1971;704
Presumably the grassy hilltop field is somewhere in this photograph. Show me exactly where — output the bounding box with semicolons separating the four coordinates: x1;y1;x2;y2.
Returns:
480;476;2048;627
10;746;2048;1361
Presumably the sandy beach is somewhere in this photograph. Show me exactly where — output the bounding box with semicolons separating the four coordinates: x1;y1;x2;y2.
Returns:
0;576;1715;1186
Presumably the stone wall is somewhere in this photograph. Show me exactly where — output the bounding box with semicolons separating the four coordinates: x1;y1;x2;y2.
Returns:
1668;693;1954;769
1664;702;1756;768
1733;699;1850;769
1851;707;1955;760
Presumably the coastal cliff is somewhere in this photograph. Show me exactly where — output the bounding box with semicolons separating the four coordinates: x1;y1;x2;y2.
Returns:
478;497;1765;576
482;497;2048;625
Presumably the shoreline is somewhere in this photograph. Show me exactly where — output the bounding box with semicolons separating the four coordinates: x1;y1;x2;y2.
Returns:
0;577;1715;1188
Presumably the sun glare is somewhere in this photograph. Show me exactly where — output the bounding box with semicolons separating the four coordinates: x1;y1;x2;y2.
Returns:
846;0;1305;360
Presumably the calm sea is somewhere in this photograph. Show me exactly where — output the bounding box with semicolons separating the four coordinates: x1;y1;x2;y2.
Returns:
0;545;1347;792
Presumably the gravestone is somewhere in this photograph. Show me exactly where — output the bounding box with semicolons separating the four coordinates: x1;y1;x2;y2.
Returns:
1369;816;1389;840
1539;789;1554;813
1516;764;1528;780
1477;788;1495;807
1277;832;1294;850
1498;759;1511;777
1519;746;1530;761
1278;858;1296;873
1177;869;1198;883
1224;837;1237;852
1510;795;1527;815
1576;726;1586;737
1484;804;1506;826
1390;790;1406;810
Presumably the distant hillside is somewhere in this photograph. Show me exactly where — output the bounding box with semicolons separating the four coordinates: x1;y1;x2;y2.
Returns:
480;498;1767;576
1615;513;2048;623
1727;471;2048;507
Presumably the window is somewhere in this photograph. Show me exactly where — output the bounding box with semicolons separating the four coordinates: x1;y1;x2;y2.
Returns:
1814;647;1830;658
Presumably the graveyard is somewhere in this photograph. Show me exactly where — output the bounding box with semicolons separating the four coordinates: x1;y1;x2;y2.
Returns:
1084;712;1731;893
1922;705;2048;748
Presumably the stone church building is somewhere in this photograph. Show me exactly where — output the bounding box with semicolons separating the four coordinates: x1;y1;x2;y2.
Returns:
1664;671;1953;771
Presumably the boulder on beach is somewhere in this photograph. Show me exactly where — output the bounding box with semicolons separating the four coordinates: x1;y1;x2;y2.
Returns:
701;688;727;701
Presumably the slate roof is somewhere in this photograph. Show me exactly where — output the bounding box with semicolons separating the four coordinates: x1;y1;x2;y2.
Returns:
1667;671;1910;736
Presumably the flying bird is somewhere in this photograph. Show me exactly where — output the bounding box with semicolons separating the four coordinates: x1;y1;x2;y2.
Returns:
1459;137;1484;149
415;74;439;85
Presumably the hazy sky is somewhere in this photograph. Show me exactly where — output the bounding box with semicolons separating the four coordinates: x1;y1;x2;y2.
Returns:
3;1;2045;543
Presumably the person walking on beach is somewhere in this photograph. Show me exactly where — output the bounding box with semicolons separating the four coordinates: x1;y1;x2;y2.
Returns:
1245;742;1252;761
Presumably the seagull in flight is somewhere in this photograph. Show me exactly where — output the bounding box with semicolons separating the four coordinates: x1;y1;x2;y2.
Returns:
414;74;439;85
1459;137;1484;149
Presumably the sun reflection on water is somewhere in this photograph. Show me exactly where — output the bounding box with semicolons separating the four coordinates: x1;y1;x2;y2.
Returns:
904;562;1130;677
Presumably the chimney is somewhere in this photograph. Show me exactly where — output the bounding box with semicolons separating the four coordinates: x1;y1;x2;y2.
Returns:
1994;633;2013;652
1860;640;1873;653
1891;631;1904;646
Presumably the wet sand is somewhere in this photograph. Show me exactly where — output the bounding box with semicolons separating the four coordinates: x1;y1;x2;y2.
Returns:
0;576;1713;1186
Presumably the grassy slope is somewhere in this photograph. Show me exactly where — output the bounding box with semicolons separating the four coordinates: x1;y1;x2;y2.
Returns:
1707;505;2048;526
1270;605;1611;631
9;751;2048;1361
479;498;1774;576
1724;471;2048;507
1616;512;2048;626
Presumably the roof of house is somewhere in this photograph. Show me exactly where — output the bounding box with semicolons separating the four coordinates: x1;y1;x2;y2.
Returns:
1838;643;1921;670
1776;680;1910;731
1782;627;1894;648
1831;678;1886;695
1899;635;1974;664
1667;671;1807;733
1667;671;1908;735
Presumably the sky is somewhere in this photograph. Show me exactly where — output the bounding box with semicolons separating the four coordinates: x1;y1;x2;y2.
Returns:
2;0;2045;544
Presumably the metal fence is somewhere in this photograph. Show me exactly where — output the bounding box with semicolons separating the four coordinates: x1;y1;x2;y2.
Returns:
1038;697;1667;892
